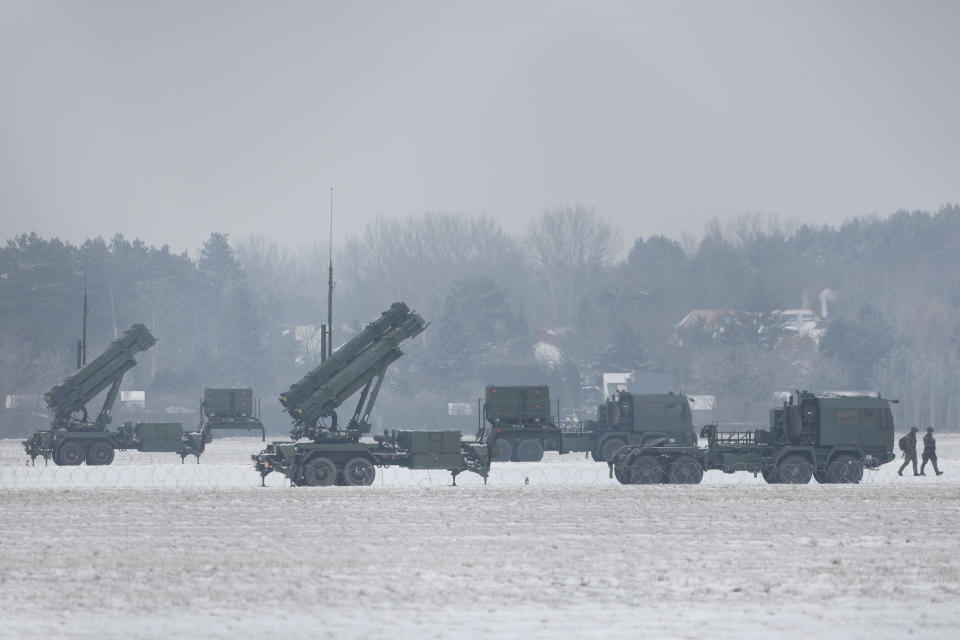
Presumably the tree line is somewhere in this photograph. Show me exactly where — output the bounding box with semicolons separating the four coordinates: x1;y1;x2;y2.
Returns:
1;205;958;436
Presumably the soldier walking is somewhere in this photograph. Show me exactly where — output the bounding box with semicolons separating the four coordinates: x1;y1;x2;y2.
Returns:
898;426;920;476
920;427;944;476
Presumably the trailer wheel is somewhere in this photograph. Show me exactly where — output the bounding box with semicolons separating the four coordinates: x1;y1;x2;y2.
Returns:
342;457;376;486
491;438;513;462
301;457;337;486
56;441;84;466
667;455;703;484
516;439;544;462
598;438;626;462
777;454;813;484
629;455;664;484
87;441;115;466
827;454;863;484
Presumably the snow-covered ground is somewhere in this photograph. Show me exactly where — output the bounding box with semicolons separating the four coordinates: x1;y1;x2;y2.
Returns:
1;435;958;638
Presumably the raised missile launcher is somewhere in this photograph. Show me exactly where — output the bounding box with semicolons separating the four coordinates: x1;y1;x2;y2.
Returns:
610;391;897;484
254;303;490;486
23;324;205;465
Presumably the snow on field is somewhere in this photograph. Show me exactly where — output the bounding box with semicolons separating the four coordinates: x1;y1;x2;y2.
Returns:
1;436;959;639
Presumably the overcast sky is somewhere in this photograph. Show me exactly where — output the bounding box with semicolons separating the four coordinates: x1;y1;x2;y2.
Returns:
2;0;958;253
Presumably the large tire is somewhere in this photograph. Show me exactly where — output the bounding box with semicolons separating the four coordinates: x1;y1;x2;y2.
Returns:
491;438;513;462
614;463;631;484
516;439;544;462
598;438;626;462
813;468;830;484
629;455;664;484
761;467;779;484
342;457;375;486
301;457;337;486
87;441;115;466
667;455;703;484
777;454;813;484
56;441;84;466
827;454;863;484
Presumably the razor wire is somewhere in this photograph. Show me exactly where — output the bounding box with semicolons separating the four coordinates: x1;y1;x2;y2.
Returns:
0;458;934;489
1;438;951;489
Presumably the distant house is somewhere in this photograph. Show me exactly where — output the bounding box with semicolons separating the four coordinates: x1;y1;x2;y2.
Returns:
600;371;675;400
771;309;823;341
672;309;739;346
675;309;737;332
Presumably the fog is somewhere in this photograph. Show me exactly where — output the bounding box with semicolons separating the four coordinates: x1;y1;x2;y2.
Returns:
2;1;958;252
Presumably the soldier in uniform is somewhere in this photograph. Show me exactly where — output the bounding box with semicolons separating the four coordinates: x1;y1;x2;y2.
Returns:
898;426;920;476
920;427;944;476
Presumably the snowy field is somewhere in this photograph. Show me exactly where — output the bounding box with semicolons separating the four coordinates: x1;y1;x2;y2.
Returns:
2;435;958;639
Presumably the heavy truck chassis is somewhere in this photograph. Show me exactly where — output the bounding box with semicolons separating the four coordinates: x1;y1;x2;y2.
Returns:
24;422;205;466
253;430;489;486
611;391;897;485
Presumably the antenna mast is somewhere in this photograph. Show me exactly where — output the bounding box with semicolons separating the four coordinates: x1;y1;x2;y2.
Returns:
327;187;334;358
77;244;89;369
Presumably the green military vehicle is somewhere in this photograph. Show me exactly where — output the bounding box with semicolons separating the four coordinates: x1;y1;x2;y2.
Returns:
253;303;489;486
199;388;266;441
610;391;897;484
476;386;697;463
478;385;559;462
562;390;698;461
23;324;205;466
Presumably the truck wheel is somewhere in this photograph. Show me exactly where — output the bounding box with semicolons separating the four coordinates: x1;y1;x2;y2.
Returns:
813;468;830;484
667;455;703;484
761;467;779;484
613;463;631;484
827;454;863;484
598;438;626;462
342;458;375;486
629;455;664;484
301;457;337;486
543;437;560;452
87;441;115;466
491;438;513;462
516;439;544;462
777;454;813;484
56;441;84;466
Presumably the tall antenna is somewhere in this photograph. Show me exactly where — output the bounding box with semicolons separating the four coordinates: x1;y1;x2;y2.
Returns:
77;242;89;369
327;187;335;358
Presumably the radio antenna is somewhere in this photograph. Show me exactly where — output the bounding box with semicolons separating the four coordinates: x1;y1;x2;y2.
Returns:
77;242;89;369
327;187;334;358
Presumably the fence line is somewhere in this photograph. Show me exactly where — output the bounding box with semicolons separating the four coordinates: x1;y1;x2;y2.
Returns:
0;459;916;489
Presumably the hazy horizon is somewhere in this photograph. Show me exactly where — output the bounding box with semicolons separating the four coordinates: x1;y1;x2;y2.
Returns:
3;1;958;254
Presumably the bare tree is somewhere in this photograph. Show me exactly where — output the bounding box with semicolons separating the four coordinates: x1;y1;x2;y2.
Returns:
524;206;621;326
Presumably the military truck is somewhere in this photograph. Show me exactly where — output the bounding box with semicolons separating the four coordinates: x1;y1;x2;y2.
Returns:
199;388;266;441
253;303;489;486
478;385;559;462
562;390;698;461
477;387;697;463
610;391;896;484
23;324;206;466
